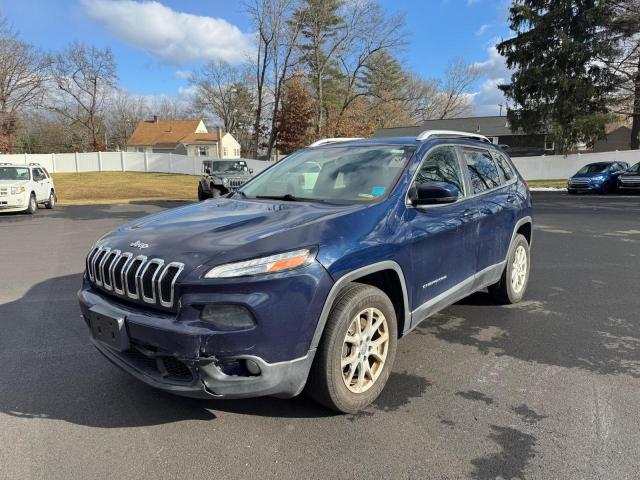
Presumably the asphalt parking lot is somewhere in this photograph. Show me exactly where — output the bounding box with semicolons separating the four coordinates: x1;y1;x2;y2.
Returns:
1;192;639;480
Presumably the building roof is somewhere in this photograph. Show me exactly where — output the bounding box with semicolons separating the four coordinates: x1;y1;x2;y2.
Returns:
127;119;221;146
374;116;532;138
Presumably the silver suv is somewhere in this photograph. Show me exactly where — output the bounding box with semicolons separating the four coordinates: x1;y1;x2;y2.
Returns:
0;163;56;214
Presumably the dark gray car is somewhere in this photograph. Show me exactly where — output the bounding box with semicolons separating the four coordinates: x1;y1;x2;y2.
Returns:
198;160;254;200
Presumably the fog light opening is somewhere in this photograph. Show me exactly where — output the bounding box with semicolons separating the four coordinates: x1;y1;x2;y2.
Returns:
200;304;256;330
245;359;261;376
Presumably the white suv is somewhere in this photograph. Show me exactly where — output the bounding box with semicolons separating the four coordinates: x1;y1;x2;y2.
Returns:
0;163;56;214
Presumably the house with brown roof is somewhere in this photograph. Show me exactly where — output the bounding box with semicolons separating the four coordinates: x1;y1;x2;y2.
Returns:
126;117;241;159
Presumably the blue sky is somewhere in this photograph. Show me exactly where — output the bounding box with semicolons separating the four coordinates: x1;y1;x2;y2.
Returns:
0;0;513;115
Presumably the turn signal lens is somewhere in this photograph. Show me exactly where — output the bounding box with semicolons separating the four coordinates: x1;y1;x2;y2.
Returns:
204;248;314;278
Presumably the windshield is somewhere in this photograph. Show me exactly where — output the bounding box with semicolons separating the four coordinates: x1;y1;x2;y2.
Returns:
239;145;416;202
212;161;247;172
0;166;30;180
577;163;610;174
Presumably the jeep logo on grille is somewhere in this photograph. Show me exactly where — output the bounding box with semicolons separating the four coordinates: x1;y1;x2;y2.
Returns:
129;240;149;249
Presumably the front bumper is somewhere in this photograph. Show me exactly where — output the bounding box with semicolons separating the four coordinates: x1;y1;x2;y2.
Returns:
0;192;28;212
78;261;333;399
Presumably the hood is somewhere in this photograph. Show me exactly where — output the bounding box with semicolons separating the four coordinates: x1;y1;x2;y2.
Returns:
0;179;29;187
96;198;368;272
571;171;609;179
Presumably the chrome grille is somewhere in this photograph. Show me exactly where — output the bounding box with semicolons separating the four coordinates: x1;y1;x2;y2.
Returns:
569;178;590;187
228;177;246;188
86;246;184;309
620;176;640;187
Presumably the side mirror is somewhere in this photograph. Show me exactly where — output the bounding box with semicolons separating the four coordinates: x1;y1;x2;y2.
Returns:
409;182;460;206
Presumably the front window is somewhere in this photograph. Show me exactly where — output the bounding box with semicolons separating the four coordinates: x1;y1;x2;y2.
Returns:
414;146;465;198
577;163;610;174
628;162;640;173
0;166;30;181
240;145;416;202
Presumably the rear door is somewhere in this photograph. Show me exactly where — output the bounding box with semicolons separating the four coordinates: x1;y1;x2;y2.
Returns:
459;147;515;272
406;145;480;310
32;168;48;201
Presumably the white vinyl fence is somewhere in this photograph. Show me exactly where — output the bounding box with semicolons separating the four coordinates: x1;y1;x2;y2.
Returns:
0;151;272;177
510;149;640;180
0;149;638;180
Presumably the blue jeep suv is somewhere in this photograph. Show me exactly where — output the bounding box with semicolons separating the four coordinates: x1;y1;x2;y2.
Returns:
567;161;629;194
79;131;533;413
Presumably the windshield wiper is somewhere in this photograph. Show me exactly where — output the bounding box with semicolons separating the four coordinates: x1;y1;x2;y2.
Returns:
255;194;300;202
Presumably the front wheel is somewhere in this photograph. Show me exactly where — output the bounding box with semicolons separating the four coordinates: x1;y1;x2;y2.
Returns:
305;283;397;413
488;233;530;304
197;183;208;201
25;193;37;214
598;181;611;195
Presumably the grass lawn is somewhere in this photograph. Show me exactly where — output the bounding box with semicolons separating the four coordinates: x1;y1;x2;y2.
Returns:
51;172;198;205
527;179;567;188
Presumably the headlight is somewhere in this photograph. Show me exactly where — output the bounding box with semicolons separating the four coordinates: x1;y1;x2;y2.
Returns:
204;248;315;278
222;177;229;185
10;186;25;195
592;175;605;181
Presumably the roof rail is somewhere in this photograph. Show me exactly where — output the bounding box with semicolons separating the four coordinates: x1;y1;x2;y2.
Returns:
28;162;41;166
0;162;14;165
308;137;363;147
416;130;491;143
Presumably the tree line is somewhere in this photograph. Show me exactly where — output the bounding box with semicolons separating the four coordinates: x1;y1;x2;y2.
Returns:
0;1;480;156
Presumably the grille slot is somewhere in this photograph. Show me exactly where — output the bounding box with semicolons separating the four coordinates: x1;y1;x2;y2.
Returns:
85;248;184;309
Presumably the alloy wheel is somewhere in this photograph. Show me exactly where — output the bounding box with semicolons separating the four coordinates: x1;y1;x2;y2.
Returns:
511;245;527;293
341;307;389;393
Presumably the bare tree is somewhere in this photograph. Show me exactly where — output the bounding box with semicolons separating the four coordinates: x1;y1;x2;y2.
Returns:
245;0;302;159
48;43;117;151
0;16;50;113
190;60;256;154
106;89;149;150
332;1;406;134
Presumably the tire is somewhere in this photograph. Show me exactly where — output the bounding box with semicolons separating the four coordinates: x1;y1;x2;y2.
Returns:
45;190;56;209
305;283;398;414
488;233;530;304
210;187;221;198
197;183;208;201
25;193;37;214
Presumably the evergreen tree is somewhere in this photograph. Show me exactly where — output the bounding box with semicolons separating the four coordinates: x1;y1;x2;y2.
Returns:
276;75;313;154
497;0;620;152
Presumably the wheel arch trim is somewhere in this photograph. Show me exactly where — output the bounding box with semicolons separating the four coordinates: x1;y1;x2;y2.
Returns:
310;260;410;350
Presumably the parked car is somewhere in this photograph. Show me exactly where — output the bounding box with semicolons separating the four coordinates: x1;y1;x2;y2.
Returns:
79;131;532;413
567;161;629;194
198;160;253;200
617;162;640;191
0;162;56;214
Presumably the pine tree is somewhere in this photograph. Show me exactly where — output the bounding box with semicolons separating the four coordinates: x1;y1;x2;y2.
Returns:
276;75;313;154
497;0;620;152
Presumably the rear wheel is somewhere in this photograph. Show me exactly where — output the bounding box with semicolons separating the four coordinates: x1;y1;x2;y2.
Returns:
305;283;397;413
488;233;530;304
25;193;37;214
45;190;56;209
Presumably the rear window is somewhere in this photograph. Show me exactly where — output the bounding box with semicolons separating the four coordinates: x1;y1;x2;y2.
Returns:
494;151;515;181
462;148;501;194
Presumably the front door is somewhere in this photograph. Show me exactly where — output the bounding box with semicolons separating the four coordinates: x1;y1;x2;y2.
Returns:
32;168;48;201
405;145;480;312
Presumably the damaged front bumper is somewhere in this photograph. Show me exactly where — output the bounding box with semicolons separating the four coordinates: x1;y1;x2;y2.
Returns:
77;285;321;399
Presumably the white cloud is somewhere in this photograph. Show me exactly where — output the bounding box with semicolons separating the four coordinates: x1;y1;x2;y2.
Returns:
82;0;255;65
475;24;491;36
471;45;513;115
175;69;192;80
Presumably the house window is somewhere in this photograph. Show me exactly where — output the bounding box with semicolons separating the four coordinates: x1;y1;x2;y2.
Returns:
544;135;555;151
235;148;240;157
199;146;207;156
487;137;499;145
223;147;228;157
137;147;144;153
